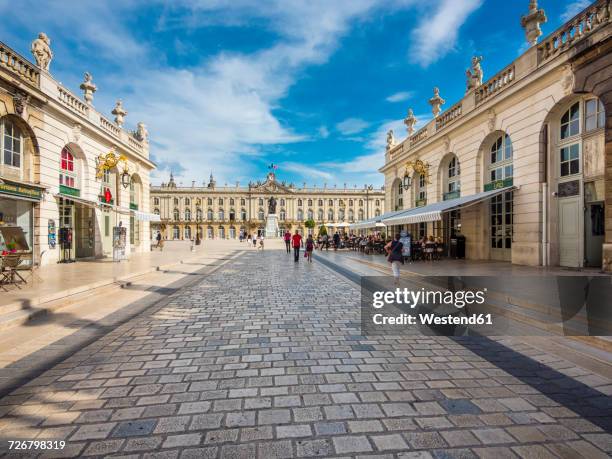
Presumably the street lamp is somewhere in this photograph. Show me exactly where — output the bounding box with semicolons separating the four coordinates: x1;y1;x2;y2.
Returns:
121;169;131;189
402;173;412;189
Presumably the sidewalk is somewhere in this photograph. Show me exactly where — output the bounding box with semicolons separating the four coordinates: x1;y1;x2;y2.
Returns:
0;241;207;329
315;249;609;277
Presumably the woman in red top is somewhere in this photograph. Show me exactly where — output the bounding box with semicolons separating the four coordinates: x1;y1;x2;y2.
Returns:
292;230;302;262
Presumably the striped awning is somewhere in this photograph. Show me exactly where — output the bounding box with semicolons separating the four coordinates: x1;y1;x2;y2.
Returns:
382;186;516;226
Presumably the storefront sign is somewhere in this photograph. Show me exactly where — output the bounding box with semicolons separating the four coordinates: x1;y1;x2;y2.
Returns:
484;177;513;192
0;182;42;200
48;219;56;249
415;199;427;208
59;184;80;197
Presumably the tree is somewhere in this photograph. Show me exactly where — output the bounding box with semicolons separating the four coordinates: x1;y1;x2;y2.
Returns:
304;219;316;229
318;225;328;236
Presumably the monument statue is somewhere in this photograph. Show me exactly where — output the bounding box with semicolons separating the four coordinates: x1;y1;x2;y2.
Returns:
31;33;53;71
268;196;277;214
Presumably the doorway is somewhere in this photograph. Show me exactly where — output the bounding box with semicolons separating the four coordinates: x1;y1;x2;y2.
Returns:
490;192;513;261
75;204;95;258
585;202;604;267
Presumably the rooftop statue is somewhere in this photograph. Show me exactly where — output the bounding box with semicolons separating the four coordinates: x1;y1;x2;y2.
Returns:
31;32;53;71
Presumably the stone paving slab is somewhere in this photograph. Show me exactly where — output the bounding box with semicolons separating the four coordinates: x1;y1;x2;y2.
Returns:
0;246;610;458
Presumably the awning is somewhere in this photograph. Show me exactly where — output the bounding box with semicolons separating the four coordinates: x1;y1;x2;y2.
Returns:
349;208;410;230
382;186;516;226
55;193;100;209
132;210;161;222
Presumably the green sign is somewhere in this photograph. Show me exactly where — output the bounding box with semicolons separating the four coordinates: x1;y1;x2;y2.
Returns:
59;185;80;197
415;199;427;208
0;182;42;200
484;177;513;192
130;203;139;210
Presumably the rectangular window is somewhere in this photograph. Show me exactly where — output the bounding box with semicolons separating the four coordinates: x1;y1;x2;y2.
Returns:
560;144;580;177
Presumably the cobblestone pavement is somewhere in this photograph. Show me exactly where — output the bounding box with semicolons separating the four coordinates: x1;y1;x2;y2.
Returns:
0;247;611;458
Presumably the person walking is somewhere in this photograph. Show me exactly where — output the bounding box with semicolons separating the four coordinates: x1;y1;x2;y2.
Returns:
333;231;341;251
259;234;265;250
385;233;404;286
253;234;258;248
292;230;302;262
284;230;291;254
305;235;314;263
155;231;164;251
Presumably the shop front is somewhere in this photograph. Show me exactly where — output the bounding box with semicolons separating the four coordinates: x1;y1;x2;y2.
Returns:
0;180;44;264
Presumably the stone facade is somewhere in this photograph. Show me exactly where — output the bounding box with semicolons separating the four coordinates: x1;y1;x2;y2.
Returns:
0;35;154;265
150;172;384;239
378;0;612;270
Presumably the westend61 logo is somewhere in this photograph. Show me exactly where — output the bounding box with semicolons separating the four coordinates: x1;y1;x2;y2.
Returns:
372;287;487;309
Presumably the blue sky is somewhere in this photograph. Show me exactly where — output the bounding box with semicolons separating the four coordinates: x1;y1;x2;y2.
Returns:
1;0;591;187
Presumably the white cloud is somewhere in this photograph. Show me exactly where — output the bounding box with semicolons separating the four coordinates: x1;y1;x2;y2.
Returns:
318;126;330;138
280;161;335;182
410;0;483;67
386;91;413;103
336;117;370;135
561;1;591;21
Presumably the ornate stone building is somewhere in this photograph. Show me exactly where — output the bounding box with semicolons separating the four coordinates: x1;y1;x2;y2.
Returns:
0;35;156;265
364;0;612;271
150;172;384;239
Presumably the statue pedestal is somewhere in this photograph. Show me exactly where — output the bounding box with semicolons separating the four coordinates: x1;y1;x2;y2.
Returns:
265;214;279;238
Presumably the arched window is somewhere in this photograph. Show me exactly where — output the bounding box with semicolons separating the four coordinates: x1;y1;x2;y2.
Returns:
185;226;192;239
348;209;354;221
339;208;345;221
218;208;225;220
218;198;224;205
444;156;461;200
207;209;214;220
185;198;190;205
229;209;236;221
358;209;364;220
307;209;313;220
1;119;22;168
280;198;285;206
59;147;77;189
487;133;514;254
359;199;363;207
229;226;236;239
328;209;334;221
207;198;213;205
196;208;202;220
154;197;160;205
240;198;246;206
561;102;580;140
297;199;303;207
307;199;312;206
173;209;180;221
207;226;213;239
489;134;513;182
318;199;323;206
241;209;247;220
173;226;180;239
318;209;324;221
280;209;286;220
258;209;265;220
297;209;304;221
219;226;225;239
585;98;606;132
229;198;235;205
328;199;333;206
184;208;191;221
